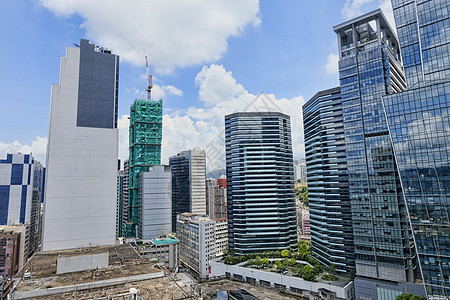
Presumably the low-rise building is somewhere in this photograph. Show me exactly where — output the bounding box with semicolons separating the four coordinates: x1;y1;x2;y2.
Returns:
215;220;228;258
135;237;180;270
177;213;215;278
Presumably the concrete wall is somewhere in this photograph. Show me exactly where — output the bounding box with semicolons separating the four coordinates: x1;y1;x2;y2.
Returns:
56;252;109;274
209;261;354;300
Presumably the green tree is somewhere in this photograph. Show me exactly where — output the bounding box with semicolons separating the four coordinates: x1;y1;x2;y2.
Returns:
281;249;290;257
254;256;262;266
274;260;282;270
288;258;297;267
261;258;270;266
396;294;426;300
327;264;336;274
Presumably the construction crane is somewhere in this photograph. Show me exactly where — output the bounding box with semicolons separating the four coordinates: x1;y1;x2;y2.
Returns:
145;56;153;100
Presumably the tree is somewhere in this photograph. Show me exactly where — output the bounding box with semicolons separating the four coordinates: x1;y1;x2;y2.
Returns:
261;258;270;266
274;260;282;269
281;249;290;257
288;258;297;267
327;264;336;274
254;256;262;266
396;294;426;300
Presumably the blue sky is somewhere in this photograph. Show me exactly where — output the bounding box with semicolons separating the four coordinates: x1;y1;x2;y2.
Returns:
0;0;395;169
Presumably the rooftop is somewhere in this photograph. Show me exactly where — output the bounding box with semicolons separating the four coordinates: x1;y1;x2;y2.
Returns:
152;237;179;245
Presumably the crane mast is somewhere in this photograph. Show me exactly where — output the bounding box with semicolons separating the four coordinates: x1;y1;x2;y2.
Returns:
145;56;153;100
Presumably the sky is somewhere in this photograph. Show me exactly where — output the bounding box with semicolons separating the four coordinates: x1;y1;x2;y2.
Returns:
0;0;396;170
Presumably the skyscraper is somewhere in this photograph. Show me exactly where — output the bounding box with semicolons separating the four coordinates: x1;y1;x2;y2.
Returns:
125;99;163;237
169;148;206;232
303;87;355;273
42;39;119;251
381;1;450;297
225;112;297;254
334;8;423;286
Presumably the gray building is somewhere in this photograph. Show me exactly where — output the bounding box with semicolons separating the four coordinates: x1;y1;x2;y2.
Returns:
225;112;297;255
169;148;206;232
303;87;355;273
381;0;450;297
135;237;180;270
138;165;172;240
42;39;119;251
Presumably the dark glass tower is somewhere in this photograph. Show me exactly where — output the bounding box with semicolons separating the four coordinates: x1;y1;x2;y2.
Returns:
303;87;355;273
381;1;450;297
225;112;297;255
334;10;418;283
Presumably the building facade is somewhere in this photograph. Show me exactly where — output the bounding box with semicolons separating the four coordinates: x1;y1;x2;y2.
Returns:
303;88;355;273
134;237;180;270
0;153;35;226
126;99;162;237
169;148;206;232
381;0;450;297
177;213;215;278
42;39;119;251
206;178;227;221
225;112;297;254
138;165;172;239
0;228;21;280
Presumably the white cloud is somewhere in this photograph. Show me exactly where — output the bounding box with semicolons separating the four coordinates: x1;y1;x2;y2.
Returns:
324;53;339;74
38;0;261;74
0;136;47;164
342;0;396;30
118;64;306;171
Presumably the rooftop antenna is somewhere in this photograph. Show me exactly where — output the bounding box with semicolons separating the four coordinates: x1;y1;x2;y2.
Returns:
145;56;153;100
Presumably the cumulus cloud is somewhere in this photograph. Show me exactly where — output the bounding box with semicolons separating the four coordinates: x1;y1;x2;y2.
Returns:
126;83;183;101
118;64;305;171
0;136;47;164
324;53;339;74
38;0;261;74
342;0;396;30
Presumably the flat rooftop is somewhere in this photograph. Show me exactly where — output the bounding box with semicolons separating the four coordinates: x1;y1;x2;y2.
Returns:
152;237;179;245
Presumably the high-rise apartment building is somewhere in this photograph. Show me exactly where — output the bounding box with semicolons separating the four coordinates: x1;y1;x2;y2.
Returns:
42;39;119;251
169;148;206;232
177;213;216;278
138;165;172;239
117;169;125;237
303;87;355;273
381;1;450;297
206;178;227;221
126;99;162;237
225;112;297;254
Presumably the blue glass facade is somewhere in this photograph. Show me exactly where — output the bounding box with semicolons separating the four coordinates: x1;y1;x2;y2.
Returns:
334;10;419;282
303;87;356;273
384;82;450;297
381;1;450;297
169;154;190;232
225;112;297;255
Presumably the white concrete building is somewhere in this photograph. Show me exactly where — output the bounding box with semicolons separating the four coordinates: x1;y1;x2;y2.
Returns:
138;165;172;240
215;219;228;258
42;39;119;251
176;213;215;278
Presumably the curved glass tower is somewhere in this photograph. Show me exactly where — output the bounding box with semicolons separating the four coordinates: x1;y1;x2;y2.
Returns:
225;112;297;255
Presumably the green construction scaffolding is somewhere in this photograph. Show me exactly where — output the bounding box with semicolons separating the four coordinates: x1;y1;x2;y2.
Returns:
124;99;163;237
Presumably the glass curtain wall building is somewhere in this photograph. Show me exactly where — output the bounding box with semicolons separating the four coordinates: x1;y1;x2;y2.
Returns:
303;87;356;273
381;0;450;297
225;112;297;255
334;10;419;283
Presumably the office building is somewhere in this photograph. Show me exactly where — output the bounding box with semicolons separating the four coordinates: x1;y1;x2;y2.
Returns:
0;153;35;226
126;99;162;237
380;0;450;297
334;9;415;282
177;213;215;278
303;88;355;273
169;148;206;232
42;39;119;251
225;112;297;254
138;165;172;239
206;178;227;221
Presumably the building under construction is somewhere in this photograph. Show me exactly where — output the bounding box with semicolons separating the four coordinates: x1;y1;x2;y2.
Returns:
125;57;163;237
